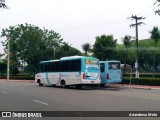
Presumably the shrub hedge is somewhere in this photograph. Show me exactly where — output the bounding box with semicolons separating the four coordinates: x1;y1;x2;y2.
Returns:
0;76;34;80
122;77;160;86
124;73;160;78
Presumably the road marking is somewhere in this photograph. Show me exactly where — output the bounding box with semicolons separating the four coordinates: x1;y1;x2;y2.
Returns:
33;100;49;106
1;91;9;94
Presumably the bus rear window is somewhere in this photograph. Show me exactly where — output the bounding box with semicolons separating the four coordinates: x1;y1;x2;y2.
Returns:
85;58;99;67
109;62;120;70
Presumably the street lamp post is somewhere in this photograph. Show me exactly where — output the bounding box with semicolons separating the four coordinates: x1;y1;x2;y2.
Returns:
7;38;10;81
54;47;56;59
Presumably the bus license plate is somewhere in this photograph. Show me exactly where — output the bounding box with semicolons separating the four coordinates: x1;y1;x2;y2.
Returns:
91;81;94;83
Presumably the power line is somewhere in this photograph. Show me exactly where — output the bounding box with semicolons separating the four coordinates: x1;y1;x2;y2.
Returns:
137;4;156;16
55;18;129;32
55;3;157;32
141;6;157;18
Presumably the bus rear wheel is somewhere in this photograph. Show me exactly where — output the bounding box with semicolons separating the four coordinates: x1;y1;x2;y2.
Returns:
61;80;67;88
38;80;43;86
100;84;105;87
75;85;82;89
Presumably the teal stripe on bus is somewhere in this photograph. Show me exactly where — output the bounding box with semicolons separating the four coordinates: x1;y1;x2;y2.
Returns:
46;72;52;85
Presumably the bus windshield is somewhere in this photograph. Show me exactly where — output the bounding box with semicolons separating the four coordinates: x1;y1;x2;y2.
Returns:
109;62;120;70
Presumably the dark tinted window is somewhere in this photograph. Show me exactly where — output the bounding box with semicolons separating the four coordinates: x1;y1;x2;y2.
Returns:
60;59;81;72
50;62;60;72
38;59;81;72
44;63;48;71
60;61;70;72
70;59;81;71
100;63;105;72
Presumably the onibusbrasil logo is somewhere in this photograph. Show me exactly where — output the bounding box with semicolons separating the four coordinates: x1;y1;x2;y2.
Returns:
2;112;42;118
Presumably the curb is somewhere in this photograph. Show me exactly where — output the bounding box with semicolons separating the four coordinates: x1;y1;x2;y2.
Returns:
108;84;160;90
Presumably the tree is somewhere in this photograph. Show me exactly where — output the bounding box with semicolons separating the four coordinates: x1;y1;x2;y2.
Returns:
150;26;160;76
0;0;9;9
68;47;82;56
81;43;91;56
1;23;63;74
122;35;131;62
92;35;117;60
154;0;160;15
57;42;82;58
0;61;6;74
122;35;131;84
60;42;71;57
0;53;4;59
150;27;160;45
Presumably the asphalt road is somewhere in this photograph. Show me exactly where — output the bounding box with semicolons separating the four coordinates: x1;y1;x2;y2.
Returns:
0;80;160;119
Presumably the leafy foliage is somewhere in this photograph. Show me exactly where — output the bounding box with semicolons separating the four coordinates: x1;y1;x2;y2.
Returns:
1;23;63;73
150;27;160;45
0;0;8;9
115;39;160;72
154;0;160;15
92;35;117;60
0;61;6;74
56;42;82;58
81;43;91;56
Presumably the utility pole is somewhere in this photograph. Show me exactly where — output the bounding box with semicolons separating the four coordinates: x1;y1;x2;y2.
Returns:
1;0;9;80
54;47;56;59
129;15;145;79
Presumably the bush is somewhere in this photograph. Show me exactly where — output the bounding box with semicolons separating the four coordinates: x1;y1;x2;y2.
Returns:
0;75;35;80
124;73;160;78
122;77;160;86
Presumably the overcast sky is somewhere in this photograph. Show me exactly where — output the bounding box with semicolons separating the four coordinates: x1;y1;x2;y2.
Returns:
0;0;160;53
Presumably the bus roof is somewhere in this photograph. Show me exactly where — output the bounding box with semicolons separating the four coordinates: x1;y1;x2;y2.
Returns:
40;56;99;63
100;60;120;63
40;60;59;63
60;56;98;61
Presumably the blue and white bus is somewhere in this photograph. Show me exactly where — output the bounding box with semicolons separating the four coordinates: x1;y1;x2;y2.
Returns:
100;60;122;86
35;56;101;88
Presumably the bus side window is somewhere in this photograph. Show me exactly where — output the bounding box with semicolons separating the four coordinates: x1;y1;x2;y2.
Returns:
60;61;70;72
109;64;112;70
100;63;105;72
50;62;59;72
70;59;81;71
44;63;48;72
55;62;60;72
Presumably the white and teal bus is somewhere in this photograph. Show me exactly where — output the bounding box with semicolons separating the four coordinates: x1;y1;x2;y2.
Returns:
35;56;101;88
100;60;122;86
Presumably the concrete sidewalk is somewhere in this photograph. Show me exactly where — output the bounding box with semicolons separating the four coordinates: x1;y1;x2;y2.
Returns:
108;83;160;90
